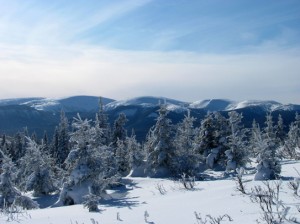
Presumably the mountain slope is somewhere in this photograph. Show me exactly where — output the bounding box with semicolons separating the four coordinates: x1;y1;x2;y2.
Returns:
105;96;188;111
0;95;299;141
0;96;115;112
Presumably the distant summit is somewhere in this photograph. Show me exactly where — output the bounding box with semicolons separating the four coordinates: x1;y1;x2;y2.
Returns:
0;96;115;112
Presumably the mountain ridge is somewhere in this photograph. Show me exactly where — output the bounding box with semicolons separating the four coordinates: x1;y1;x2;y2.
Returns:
0;95;299;141
1;95;298;113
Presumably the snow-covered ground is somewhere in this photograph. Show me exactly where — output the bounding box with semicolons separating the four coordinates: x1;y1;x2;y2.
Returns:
1;160;300;224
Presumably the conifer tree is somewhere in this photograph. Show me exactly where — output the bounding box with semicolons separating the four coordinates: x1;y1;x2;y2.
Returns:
56;110;70;166
145;104;175;177
56;114;117;206
127;130;144;172
195;112;216;157
17;137;57;196
253;114;281;180
275;114;285;147
249;119;260;156
95;97;111;146
225;111;249;172
0;149;38;209
115;138;130;176
0;150;20;207
112;113;128;148
283;112;300;159
10;132;26;162
173;110;199;176
51;126;59;158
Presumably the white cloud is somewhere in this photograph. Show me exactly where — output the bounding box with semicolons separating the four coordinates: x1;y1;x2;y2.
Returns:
0;43;299;104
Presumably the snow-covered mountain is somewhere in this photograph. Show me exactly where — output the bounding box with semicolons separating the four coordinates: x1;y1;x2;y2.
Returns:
105;96;188;111
189;99;298;112
0;95;297;113
0;95;299;140
189;99;234;111
0;96;115;112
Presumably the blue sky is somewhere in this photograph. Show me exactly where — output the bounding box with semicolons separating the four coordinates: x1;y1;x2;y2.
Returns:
0;0;299;103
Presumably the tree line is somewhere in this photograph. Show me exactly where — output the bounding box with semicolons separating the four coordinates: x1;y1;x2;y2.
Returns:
0;99;299;210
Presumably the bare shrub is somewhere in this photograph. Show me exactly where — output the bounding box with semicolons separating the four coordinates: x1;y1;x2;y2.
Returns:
194;212;233;224
155;183;167;195
250;181;300;224
288;178;300;197
235;167;247;194
180;173;196;190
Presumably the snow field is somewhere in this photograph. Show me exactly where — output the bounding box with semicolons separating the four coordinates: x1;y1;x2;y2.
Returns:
2;160;299;224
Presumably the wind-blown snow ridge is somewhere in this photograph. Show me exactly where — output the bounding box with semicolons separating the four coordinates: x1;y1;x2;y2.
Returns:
21;98;60;111
189;99;234;111
226;100;282;111
104;96;188;111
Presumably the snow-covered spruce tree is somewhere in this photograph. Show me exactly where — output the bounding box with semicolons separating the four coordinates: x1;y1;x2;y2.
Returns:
0;134;10;157
0;150;17;207
95;97;111;146
115;138;130;176
211;112;231;168
17;137;57;196
10;131;26;162
41;131;49;153
173;110;200;176
0;149;38;209
249;119;261;157
253;114;281;180
195;112;230;169
145;104;175;177
283;112;300;159
264;113;276;143
83;187;101;212
274;114;285;147
194;112;216;158
127;131;145;177
55;110;70;166
50;126;59;159
94;115;105;147
225;111;249;172
112;113;128;148
55;114;117;206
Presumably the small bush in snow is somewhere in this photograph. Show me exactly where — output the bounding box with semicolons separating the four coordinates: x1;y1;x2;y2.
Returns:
288;178;300;197
180;173;196;190
83;193;100;212
0;200;31;222
194;212;233;224
14;195;39;210
155;183;167;195
235;167;247;194
144;210;149;223
250;181;299;224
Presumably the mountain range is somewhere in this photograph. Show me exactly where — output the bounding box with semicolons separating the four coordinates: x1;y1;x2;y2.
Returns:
0;95;299;141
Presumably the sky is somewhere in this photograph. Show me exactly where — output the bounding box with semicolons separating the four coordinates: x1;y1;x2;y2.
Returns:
0;0;300;104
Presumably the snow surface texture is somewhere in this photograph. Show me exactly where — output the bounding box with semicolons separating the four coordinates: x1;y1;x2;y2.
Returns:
1;160;300;224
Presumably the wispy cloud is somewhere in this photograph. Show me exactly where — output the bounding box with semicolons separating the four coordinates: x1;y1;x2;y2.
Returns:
0;0;299;103
0;43;299;104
